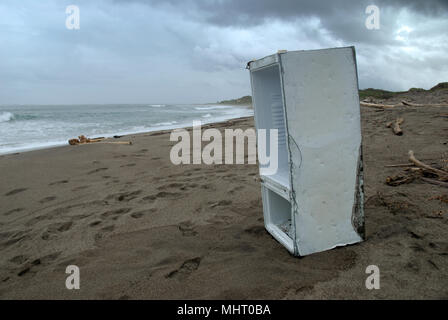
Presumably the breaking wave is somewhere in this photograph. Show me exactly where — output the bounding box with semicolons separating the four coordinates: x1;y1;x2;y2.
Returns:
155;121;178;126
194;106;230;111
0;112;14;122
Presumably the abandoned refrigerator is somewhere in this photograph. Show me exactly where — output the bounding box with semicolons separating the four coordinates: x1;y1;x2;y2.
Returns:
248;46;365;256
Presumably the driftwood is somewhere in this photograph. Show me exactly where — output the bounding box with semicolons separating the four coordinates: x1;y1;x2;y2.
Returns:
70;135;105;145
394;118;404;135
361;100;448;109
408;150;448;181
401;100;448;107
360;102;397;109
386;151;448;188
68;135;132;146
89;141;132;145
401;100;419;107
386;118;404;135
384;163;415;168
68;139;80;145
420;177;448;188
385;175;415;186
429;195;448;203
405;167;423;173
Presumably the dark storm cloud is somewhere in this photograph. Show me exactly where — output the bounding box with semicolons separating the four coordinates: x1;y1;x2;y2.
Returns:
137;0;448;40
116;0;448;49
124;0;448;22
0;0;447;104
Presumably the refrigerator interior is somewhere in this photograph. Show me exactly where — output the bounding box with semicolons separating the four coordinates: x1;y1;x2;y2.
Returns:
251;64;289;188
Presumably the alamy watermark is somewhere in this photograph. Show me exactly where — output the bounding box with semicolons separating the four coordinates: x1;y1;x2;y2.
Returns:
365;265;380;290
65;265;80;290
365;5;380;30
169;120;279;176
66;5;80;30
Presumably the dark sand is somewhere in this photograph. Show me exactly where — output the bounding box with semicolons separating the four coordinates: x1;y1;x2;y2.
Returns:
0;97;447;299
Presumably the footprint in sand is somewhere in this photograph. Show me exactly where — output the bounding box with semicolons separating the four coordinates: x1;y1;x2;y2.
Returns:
244;225;267;237
143;191;183;201
142;195;156;201
0;230;31;248
405;260;421;273
106;190;142;202
158;182;199;192
165;257;201;280
101;207;132;220
228;186;244;194
199;184;213;190
16;251;61;277
209;200;232;208
9;255;28;265
120;163;136;168
408;230;423;240
1;236;27;248
157;191;183;199
130;212;144;219
72;185;89;192
129;208;156;219
49;180;69;186
207;214;234;225
101;225;115;232
25;213;51;227
158;183;184;190
17;266;32;277
39;196;57;204
3;208;24;216
4;188;27;196
87;167;108;175
117;190;142;202
41;222;73;240
53;221;73;232
178;221;198;236
89;220;102;227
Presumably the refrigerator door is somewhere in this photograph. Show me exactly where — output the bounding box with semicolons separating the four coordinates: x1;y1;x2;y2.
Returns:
279;47;364;256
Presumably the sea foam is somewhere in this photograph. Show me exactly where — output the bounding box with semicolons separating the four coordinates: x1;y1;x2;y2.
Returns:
0;112;14;122
0;104;253;155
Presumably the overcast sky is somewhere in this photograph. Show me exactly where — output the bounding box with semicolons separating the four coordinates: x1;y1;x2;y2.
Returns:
1;0;447;104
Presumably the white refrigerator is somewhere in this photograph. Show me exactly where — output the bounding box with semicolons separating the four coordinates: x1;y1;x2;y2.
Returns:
248;46;365;256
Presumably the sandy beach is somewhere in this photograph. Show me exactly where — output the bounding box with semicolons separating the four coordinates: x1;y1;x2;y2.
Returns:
1;97;448;299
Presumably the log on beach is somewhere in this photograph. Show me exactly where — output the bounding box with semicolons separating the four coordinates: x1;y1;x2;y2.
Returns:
386;118;404;135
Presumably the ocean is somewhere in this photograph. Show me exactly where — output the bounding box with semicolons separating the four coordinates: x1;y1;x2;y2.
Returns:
0;104;253;155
